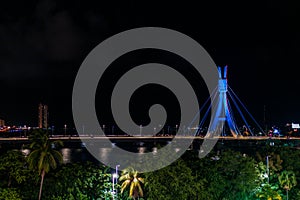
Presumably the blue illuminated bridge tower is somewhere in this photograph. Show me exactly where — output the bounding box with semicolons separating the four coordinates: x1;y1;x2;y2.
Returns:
206;66;239;137
197;65;264;138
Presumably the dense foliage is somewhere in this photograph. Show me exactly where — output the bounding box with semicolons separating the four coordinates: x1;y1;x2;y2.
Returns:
0;135;300;199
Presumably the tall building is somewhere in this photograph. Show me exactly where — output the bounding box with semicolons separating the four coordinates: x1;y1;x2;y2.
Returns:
0;119;5;127
38;103;48;129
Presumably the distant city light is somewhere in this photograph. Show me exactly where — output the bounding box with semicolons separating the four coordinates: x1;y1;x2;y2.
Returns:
292;123;300;129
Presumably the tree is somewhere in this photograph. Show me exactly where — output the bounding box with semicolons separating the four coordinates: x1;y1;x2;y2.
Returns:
40;162;113;200
0;188;22;200
27;129;63;200
144;158;200;200
256;184;283;200
278;170;297;200
256;151;283;173
0;150;27;187
213;150;259;199
119;167;144;199
181;151;224;199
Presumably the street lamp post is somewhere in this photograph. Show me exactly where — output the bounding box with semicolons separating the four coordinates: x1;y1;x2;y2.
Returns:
112;165;120;200
266;155;270;184
139;125;142;136
64;124;67;137
158;124;163;135
112;125;115;135
112;175;115;200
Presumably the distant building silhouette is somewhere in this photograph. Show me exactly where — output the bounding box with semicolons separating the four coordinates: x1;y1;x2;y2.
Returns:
38;103;48;129
0;119;5;127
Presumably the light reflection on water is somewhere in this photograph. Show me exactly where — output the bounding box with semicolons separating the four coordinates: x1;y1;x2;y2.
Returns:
138;147;146;154
57;145;182;164
98;148;113;165
21;149;30;157
61;148;72;164
152;147;158;155
18;142;184;164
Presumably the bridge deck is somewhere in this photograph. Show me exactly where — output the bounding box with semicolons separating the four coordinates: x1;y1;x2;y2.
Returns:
0;136;299;141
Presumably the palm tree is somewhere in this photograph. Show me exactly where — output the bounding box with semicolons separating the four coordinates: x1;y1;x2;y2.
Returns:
27;129;63;200
278;170;297;200
119;167;144;199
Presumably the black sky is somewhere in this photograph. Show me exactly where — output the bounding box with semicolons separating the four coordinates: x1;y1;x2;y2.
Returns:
0;0;300;129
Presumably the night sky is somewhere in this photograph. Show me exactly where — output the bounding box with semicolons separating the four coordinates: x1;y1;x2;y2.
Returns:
0;0;300;130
